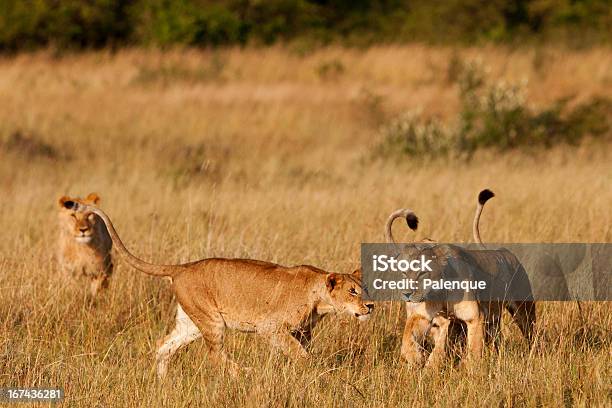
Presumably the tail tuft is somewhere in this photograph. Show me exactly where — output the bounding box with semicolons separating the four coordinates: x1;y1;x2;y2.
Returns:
478;189;495;205
406;213;419;231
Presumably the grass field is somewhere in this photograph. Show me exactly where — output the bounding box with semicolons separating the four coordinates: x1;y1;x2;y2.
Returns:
0;45;610;407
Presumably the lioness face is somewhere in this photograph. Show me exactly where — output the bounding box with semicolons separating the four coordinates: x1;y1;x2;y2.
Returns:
58;193;101;244
326;270;374;321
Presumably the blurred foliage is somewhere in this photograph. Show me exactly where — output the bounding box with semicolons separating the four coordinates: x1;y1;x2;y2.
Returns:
0;0;134;50
375;58;612;159
0;0;611;51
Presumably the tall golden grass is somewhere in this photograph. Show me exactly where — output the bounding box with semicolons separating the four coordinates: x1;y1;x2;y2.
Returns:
0;45;610;407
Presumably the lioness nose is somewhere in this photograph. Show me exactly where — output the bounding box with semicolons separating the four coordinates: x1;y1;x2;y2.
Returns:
79;227;88;232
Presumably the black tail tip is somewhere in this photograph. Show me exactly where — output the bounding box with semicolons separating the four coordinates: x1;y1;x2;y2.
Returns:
406;213;419;231
63;200;76;210
478;189;495;205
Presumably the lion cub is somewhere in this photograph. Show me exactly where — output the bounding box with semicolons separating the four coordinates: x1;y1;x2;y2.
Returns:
57;193;113;297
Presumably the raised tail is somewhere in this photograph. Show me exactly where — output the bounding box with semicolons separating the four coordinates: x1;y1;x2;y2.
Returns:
62;200;183;278
473;189;495;247
385;208;419;244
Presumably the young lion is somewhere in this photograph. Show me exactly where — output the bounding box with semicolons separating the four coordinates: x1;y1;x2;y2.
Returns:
64;199;374;378
57;193;113;297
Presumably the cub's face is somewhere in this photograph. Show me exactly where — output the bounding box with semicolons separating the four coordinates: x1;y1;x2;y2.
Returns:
58;193;100;244
326;269;374;321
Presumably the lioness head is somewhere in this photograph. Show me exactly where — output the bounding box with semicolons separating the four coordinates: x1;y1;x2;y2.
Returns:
58;193;101;244
325;269;374;321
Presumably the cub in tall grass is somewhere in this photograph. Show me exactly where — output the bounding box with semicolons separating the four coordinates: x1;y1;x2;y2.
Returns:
57;193;113;297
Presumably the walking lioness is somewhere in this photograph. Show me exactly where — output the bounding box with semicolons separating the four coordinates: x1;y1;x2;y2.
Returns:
63;199;374;378
57;193;113;297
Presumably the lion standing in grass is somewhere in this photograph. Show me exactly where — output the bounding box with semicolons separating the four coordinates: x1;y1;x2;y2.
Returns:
57;193;113;297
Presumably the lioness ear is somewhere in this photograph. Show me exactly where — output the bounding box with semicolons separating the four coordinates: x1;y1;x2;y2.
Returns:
351;269;362;279
59;196;76;210
85;193;100;205
326;273;341;291
58;196;71;208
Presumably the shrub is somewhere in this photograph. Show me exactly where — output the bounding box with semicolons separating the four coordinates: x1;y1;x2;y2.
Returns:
1;130;69;160
375;59;611;159
0;0;133;51
316;59;345;81
377;111;454;157
135;1;242;46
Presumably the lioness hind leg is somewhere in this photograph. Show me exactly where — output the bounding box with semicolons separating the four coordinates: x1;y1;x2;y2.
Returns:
507;301;537;345
291;329;312;349
267;331;309;360
482;302;503;350
156;305;202;380
188;310;240;376
464;315;485;364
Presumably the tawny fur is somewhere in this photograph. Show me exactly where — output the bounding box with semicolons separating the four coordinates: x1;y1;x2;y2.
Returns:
65;200;373;378
57;193;113;297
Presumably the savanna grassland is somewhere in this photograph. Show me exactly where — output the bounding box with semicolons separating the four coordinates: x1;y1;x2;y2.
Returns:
0;45;610;407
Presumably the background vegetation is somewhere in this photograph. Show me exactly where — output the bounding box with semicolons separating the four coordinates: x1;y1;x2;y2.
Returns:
376;57;611;159
0;1;610;406
0;46;610;406
1;0;611;51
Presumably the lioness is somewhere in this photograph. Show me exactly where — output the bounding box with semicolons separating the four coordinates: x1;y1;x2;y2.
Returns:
57;193;113;297
384;209;466;364
63;200;374;378
386;190;535;368
471;190;536;347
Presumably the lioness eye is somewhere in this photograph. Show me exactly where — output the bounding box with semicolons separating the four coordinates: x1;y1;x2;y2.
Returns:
349;288;358;296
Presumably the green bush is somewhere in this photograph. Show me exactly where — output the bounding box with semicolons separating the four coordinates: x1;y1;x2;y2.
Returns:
377;112;454;157
1;0;611;51
0;0;133;50
375;59;612;159
316;59;345;81
135;1;242;46
239;0;319;45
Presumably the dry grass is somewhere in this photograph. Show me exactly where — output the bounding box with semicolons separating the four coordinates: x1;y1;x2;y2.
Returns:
0;45;610;407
